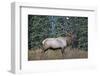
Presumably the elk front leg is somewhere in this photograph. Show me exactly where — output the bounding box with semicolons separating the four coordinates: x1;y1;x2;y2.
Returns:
61;47;65;55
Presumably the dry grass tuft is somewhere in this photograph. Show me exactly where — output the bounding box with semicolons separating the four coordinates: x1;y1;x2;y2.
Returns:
28;47;88;61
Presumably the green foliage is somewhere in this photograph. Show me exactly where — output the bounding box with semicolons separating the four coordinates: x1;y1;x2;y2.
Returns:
28;15;88;51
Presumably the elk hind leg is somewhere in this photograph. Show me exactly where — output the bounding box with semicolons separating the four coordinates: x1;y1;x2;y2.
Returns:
41;47;48;53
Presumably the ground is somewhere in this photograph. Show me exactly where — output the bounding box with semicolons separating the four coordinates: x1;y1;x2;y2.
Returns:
28;47;88;60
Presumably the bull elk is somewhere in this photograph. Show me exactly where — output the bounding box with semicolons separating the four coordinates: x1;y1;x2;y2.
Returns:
42;32;77;55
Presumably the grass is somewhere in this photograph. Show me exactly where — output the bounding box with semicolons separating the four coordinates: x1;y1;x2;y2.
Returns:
28;47;88;61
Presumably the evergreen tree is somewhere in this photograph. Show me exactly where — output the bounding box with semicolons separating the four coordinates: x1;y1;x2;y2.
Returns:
28;15;88;51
